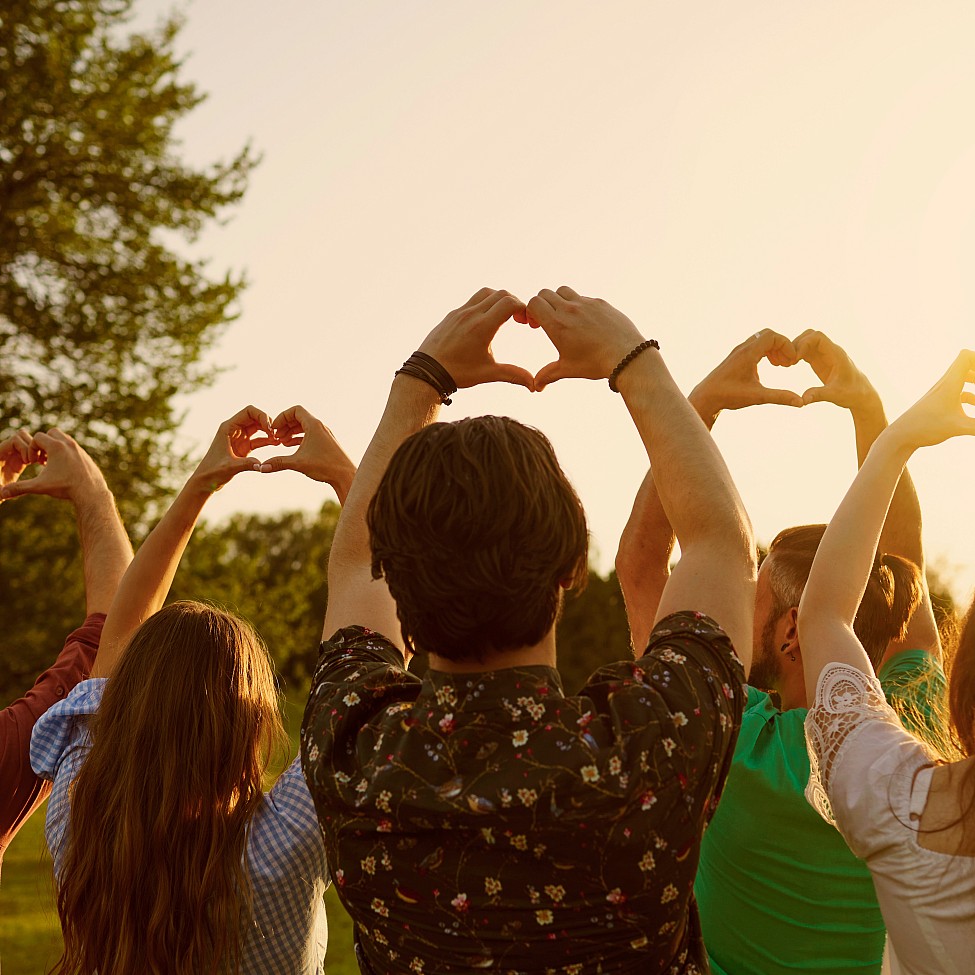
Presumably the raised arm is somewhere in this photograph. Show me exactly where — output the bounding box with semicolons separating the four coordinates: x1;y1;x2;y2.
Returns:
529;288;757;666
615;329;799;655
0;429;132;614
795;331;940;660
798;351;975;706
92;406;274;678
321;289;534;652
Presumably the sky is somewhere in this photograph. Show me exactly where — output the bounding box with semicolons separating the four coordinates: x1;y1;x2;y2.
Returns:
135;0;975;602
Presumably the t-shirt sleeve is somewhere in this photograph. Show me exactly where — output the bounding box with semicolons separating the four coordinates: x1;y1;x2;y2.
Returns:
805;663;933;859
582;611;746;823
0;615;104;852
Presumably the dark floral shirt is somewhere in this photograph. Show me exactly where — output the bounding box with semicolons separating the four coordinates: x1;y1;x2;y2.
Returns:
300;612;744;975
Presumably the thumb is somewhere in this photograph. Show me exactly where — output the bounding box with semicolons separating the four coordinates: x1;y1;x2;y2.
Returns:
533;360;565;393
491;362;536;391
801;386;836;406
0;473;50;499
258;454;297;474
761;388;804;408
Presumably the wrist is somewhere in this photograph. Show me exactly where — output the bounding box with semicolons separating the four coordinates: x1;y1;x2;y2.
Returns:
687;389;720;431
71;479;114;512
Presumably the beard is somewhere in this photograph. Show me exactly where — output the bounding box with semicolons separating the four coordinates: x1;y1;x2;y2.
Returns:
747;612;782;694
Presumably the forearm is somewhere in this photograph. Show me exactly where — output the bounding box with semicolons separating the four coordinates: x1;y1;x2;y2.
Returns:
615;469;676;654
322;375;440;640
618;352;752;559
92;480;209;678
798;429;913;676
73;487;133;615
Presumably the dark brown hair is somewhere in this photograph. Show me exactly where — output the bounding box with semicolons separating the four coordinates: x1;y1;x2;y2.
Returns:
54;601;285;975
767;524;922;668
368;416;589;662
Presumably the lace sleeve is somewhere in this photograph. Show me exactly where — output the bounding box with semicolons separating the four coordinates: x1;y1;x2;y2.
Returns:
804;663;898;826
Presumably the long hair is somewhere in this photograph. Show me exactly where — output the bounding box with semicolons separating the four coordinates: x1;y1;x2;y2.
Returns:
53;601;286;975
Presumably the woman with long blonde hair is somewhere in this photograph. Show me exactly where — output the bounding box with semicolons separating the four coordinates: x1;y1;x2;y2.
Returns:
31;406;356;975
798;352;975;974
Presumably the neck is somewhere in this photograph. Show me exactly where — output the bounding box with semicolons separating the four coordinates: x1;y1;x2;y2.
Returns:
428;627;557;673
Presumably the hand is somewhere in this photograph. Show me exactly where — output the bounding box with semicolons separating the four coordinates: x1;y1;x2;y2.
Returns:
887;350;975;450
689;329;802;421
262;406;357;494
0;429;108;503
525;287;645;391
793;330;880;415
0;429;40;496
187;406;275;494
415;288;534;391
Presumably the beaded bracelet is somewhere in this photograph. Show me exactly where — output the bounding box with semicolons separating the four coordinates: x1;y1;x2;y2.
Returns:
395;352;458;405
608;339;660;393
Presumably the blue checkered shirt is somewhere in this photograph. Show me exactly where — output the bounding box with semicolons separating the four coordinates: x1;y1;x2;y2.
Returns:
30;679;329;973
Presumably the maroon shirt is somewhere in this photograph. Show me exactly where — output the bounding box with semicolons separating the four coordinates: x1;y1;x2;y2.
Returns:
0;613;104;871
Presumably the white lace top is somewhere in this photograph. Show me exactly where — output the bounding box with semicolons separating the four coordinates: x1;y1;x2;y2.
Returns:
805;663;975;975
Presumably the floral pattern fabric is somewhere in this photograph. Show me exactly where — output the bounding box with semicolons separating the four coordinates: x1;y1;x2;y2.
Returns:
301;612;744;975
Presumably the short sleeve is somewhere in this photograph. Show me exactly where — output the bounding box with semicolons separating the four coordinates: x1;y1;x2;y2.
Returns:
583;611;746;820
805;663;934;858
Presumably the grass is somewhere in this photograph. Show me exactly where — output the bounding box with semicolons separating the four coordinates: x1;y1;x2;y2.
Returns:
0;692;360;974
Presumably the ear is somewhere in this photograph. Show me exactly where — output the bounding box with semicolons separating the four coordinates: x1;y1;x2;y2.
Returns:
783;607;801;661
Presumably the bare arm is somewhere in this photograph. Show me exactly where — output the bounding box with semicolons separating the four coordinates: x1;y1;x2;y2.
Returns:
795;331;940;661
93;406;274;678
0;429;132;615
529;290;758;667
798;351;975;706
321;289;535;654
615;329;799;657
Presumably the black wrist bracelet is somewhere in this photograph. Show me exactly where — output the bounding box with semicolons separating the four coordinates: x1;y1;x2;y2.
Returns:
608;339;660;393
395;352;458;405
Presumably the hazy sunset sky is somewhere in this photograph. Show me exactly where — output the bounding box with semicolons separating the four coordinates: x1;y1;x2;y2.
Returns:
136;1;975;600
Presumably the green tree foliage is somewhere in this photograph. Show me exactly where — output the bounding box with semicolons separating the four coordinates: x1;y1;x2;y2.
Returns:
0;0;256;518
0;0;256;699
168;504;342;692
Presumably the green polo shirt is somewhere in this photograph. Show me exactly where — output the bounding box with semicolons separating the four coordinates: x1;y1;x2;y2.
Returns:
695;649;945;975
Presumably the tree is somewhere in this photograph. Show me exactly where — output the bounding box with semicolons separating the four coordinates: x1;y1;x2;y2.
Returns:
0;0;257;699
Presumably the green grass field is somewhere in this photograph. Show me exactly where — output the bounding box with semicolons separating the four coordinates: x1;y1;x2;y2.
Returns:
0;693;360;974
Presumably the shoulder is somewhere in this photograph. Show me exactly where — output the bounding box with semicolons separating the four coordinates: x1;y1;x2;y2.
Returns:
30;678;107;780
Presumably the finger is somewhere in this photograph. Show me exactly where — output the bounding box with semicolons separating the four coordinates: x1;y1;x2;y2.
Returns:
479;293;527;334
536;288;565;310
465;287;495;308
801;386;839;406
247;436;277;450
794;330;831;361
533;360;565;392
31;431;60;452
257;454;297;474
961;392;975;409
225;405;274;437
278;434;305;447
526;294;555;328
0;474;48;499
270;406;300;433
948;349;975;385
555;285;582;301
759;388;804;408
757;330;799;367
490;362;536;391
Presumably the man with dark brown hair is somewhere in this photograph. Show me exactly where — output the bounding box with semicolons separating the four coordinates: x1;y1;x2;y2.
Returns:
0;428;131;874
301;287;756;974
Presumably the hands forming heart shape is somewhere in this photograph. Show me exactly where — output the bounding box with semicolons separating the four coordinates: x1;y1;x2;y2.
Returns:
194;405;357;494
689;328;882;422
